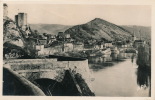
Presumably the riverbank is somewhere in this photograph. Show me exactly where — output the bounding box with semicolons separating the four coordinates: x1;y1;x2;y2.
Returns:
88;59;125;71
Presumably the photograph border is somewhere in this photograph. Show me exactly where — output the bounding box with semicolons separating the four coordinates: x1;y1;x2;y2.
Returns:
0;0;155;100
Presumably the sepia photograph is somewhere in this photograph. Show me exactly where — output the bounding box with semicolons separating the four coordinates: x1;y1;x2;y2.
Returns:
2;1;153;98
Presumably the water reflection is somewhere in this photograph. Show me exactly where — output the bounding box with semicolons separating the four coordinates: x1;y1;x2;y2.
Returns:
136;66;151;96
88;56;114;71
89;53;150;96
88;53;132;71
137;67;150;87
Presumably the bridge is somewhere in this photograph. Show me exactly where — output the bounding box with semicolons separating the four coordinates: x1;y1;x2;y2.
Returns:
3;56;94;96
118;47;137;53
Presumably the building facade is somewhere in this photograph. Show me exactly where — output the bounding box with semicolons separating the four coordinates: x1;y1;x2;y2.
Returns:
38;39;47;45
63;43;74;52
73;42;84;51
133;40;146;48
36;45;44;55
104;42;113;48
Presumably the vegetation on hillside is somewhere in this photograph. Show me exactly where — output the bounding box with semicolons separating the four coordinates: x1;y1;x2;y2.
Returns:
121;25;151;42
64;18;132;42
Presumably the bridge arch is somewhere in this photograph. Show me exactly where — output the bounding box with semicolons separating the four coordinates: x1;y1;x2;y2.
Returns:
33;78;63;96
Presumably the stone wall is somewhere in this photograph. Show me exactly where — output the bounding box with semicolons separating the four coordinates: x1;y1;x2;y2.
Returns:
5;58;93;91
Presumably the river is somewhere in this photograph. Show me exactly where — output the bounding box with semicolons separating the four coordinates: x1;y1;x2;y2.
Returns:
89;58;150;97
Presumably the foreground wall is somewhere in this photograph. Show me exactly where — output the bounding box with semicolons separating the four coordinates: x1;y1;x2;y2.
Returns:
4;58;93;91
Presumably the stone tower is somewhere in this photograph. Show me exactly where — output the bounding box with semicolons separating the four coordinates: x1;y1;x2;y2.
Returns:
15;15;18;26
15;13;27;27
3;3;8;19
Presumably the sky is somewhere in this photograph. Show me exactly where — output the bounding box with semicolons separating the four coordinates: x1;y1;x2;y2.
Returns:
6;3;151;26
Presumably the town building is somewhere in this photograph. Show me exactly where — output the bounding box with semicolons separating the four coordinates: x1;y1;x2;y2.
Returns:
94;42;104;50
104;41;113;48
27;39;37;48
38;39;47;45
133;40;146;48
65;34;71;39
115;41;122;47
47;46;63;54
63;42;74;52
57;32;64;40
84;44;94;49
36;45;44;51
47;35;56;44
111;47;119;54
35;45;44;55
50;35;56;41
121;44;128;48
73;42;84;51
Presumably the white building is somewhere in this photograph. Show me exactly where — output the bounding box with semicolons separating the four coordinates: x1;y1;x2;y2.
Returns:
63;43;74;52
94;44;104;50
36;45;44;55
66;34;71;38
104;42;113;48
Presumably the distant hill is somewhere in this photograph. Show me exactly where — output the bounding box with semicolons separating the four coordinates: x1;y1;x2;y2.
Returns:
30;24;72;35
29;19;151;43
121;25;151;41
64;18;132;42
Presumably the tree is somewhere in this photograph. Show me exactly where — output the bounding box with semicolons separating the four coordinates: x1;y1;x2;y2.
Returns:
136;44;150;67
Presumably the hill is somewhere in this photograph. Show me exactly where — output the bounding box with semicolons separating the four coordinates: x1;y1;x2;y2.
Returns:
121;25;151;41
30;24;72;35
64;18;132;42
